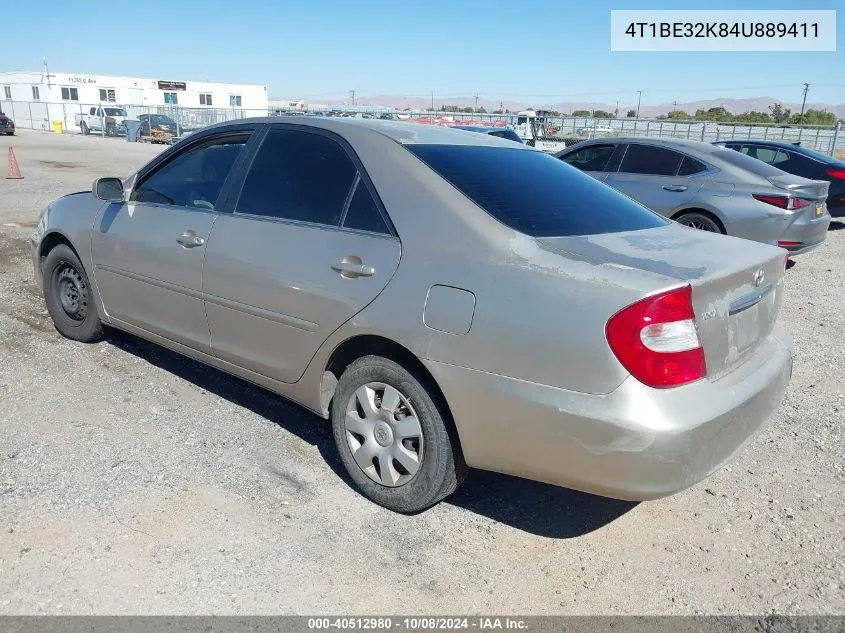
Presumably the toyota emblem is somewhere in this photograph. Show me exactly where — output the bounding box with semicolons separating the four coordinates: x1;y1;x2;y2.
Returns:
754;268;765;287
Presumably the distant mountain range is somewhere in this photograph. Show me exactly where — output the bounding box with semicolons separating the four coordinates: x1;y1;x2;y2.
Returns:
301;94;845;118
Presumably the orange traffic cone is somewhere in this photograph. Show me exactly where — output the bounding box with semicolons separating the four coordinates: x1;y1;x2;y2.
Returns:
6;147;23;179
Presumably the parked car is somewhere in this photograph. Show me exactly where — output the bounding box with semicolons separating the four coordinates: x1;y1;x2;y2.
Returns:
556;138;831;254
75;106;128;136
453;125;523;144
32;118;793;512
714;140;845;218
137;114;180;139
0;112;15;135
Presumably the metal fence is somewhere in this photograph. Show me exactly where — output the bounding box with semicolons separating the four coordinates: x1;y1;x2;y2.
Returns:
1;98;842;157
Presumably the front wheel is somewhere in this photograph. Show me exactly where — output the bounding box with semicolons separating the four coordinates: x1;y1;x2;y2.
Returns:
331;356;467;513
42;244;105;343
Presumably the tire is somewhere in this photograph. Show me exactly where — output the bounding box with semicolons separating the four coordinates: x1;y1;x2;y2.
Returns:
331;355;467;513
42;244;104;343
80;121;89;135
674;211;725;234
6;128;13;136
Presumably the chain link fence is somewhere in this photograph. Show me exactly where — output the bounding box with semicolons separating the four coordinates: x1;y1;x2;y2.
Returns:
1;98;842;157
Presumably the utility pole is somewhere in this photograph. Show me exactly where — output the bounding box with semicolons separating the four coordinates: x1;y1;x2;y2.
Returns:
473;93;480;111
615;100;620;117
636;90;642;118
799;83;810;122
349;89;356;106
431;91;434;112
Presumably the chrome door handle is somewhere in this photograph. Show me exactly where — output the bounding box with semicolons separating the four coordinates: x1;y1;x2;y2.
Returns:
663;185;688;192
176;230;205;248
332;259;375;278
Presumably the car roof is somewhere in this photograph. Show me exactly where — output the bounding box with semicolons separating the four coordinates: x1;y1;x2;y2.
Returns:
201;116;531;148
716;138;806;149
715;138;843;162
558;136;733;159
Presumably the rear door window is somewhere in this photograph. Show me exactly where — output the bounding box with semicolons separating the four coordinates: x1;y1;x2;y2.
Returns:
236;129;357;226
677;155;708;176
342;179;390;234
745;145;789;165
560;144;616;172
407;144;667;238
619;144;684;176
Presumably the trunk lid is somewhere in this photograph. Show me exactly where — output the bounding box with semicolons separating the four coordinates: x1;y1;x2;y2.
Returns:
538;224;787;379
767;174;830;201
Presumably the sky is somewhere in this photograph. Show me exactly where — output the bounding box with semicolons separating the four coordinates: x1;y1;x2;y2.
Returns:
4;0;844;107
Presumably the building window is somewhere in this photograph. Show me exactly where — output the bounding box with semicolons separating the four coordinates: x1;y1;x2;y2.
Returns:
199;93;212;106
164;92;178;105
229;95;242;107
99;88;116;102
32;86;40;100
2;86;10;99
61;87;79;101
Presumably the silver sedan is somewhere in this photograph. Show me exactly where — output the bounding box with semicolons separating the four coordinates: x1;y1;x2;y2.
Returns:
556;138;831;255
32;119;793;512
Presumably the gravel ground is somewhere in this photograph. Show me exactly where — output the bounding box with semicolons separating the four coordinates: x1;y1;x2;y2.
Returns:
0;130;843;615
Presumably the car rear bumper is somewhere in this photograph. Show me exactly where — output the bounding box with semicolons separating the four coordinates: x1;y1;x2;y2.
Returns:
424;326;792;501
777;207;831;254
729;206;830;256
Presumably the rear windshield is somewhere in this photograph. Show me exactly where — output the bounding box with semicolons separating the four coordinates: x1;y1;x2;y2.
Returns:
712;148;788;177
406;145;667;237
794;145;840;164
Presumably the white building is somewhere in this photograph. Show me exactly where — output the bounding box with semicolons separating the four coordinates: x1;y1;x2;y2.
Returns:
0;69;269;130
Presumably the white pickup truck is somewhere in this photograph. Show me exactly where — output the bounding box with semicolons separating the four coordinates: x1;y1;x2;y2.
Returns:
74;106;128;136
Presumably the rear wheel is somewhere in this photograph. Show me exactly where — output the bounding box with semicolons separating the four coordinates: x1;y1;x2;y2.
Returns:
331;356;466;513
43;244;104;343
675;211;724;234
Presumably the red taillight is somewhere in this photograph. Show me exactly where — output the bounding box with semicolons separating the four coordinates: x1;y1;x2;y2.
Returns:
825;168;845;180
753;194;810;210
606;285;707;389
778;240;803;248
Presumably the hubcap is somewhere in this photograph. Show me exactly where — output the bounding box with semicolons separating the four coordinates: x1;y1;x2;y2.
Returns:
54;264;88;321
344;382;424;487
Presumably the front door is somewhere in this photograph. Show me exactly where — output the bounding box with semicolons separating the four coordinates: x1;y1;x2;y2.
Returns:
202;127;401;383
558;143;618;182
91;131;252;351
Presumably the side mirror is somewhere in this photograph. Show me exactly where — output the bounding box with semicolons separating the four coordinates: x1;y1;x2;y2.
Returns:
93;177;125;202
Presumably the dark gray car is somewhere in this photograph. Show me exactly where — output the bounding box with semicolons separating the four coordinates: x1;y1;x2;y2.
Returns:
556;138;831;255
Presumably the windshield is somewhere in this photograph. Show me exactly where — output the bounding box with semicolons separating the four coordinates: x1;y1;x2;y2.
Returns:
104;108;126;116
406;144;667;237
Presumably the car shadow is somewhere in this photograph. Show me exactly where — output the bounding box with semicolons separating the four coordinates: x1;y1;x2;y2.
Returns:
828;220;844;231
106;330;636;538
786;259;796;270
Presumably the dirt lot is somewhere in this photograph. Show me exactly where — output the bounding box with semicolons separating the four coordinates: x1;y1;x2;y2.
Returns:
0;130;843;615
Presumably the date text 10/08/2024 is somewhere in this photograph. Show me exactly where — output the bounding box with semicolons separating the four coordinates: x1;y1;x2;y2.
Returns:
308;618;528;630
625;22;819;38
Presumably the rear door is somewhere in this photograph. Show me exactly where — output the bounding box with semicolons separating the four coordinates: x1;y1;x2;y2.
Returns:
202;126;401;383
604;144;705;216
